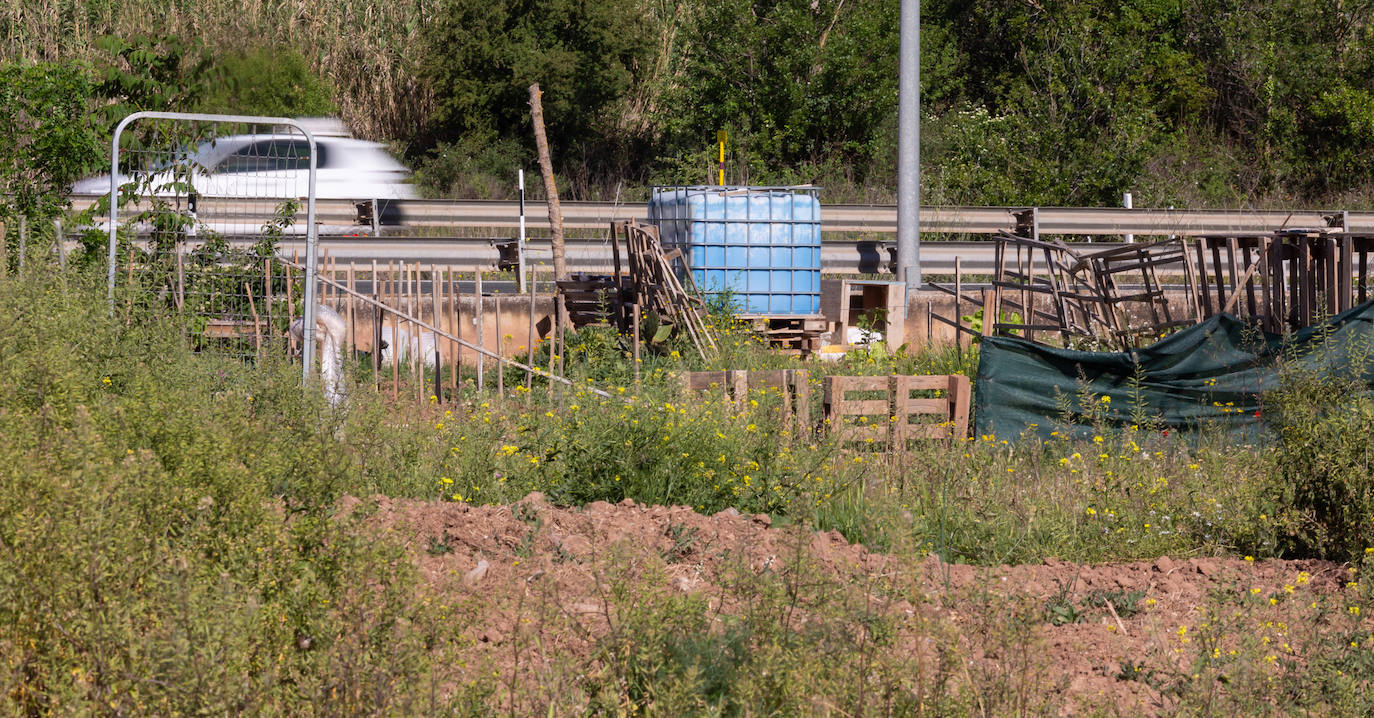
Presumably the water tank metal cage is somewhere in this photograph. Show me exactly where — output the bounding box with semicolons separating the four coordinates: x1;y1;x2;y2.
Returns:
648;185;822;317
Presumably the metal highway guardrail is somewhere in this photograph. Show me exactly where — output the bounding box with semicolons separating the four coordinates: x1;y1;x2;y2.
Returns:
208;236;1125;276
68;194;1372;236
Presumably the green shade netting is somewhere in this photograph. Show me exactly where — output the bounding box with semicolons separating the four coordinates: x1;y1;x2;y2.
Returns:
973;301;1374;441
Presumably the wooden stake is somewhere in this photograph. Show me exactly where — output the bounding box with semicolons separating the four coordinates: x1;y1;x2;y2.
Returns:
476;271;485;391
981;289;994;338
556;300;567;407
528;83;567;280
286;262;297;356
526;270;537;400
389;261;399;399
631;303;641;385
412;263;423;404
264;257;274;343
451;268;461;400
432;264;443;402
245;282;262;361
954;256;964;357
371;260;380;390
547;305;558;402
792;370;811;437
347;263;356;362
495;295;505;398
1196;239;1213;317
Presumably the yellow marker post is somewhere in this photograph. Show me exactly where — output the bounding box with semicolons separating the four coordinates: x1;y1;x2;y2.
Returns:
716;130;727;186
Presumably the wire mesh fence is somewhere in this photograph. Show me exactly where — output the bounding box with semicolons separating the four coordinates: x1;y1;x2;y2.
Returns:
106;113;317;365
99;112;597;405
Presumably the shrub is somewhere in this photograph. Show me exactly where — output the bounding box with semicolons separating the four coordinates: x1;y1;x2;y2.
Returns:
0;270;448;712
198;44;336;118
1265;350;1374;559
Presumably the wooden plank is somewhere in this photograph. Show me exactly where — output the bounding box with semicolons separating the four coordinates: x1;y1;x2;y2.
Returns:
203;319;262;339
982;289;994;338
432;263;443;401
1231;238;1253;317
829;375;891;392
748;370;790;389
1361;246;1369;304
992;323;1068;332
1270;238;1285;331
1240;241;1258;317
949;374;971;438
729;370;748;412
556;279;617;290
1256;238;1271;329
900;424;957;440
680;371;728;392
1196;239;1214;317
1341;235;1354;312
1211;239;1228;314
834;423;887;442
560;289;619;300
901;375;950;391
792;370;810;436
1301;240;1314;327
835;399;891;416
900;398;950;415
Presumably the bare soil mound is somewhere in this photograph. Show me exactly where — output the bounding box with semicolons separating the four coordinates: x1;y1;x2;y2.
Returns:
347;493;1358;714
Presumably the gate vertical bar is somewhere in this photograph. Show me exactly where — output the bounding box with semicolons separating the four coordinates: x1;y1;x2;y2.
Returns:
299;124;320;386
107;114;139;309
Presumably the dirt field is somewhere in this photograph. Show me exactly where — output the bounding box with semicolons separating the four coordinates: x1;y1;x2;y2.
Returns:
350;492;1360;714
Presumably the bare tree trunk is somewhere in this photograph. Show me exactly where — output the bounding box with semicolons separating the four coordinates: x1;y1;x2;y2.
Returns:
528;83;567;280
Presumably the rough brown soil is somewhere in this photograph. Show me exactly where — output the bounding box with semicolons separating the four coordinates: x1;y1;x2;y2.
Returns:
345;493;1359;715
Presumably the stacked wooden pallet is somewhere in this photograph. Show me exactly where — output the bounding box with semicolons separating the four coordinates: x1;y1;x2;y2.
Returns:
555;220;719;360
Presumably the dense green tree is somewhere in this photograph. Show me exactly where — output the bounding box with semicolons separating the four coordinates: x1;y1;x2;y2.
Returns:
0;62;105;223
925;0;1374;205
197;46;337;119
652;0;899;186
418;0;653;170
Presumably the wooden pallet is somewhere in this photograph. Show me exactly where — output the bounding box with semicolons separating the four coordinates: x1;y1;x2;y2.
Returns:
202;318;263;339
741;315;828;353
823;374;970;449
556;274;624;328
678;369;811;435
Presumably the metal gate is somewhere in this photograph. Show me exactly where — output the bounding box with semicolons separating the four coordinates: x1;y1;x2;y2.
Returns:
105;112;320;383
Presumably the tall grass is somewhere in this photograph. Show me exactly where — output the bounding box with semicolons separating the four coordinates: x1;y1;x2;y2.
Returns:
0;267;465;712
1;0;431;141
5;263;1374;712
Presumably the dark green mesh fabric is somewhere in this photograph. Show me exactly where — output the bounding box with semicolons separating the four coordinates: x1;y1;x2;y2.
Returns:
973;301;1374;441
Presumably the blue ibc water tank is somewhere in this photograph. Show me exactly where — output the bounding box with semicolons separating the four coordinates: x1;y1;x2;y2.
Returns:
648;186;822;316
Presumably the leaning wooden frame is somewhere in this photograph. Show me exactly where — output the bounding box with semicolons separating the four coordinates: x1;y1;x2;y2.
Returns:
555;220;719;361
950;233;1204;350
1192;229;1374;333
1078;239;1199;346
